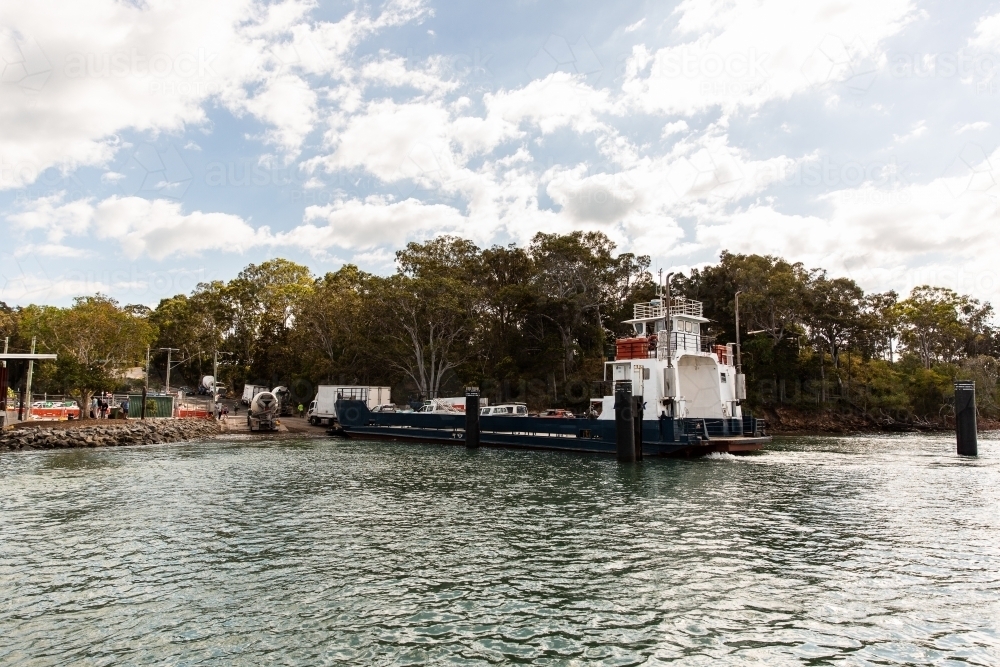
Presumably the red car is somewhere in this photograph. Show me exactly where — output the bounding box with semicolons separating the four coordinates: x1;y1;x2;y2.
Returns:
540;409;576;418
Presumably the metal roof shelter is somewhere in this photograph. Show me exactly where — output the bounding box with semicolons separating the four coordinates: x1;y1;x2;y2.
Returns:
1;353;58;425
0;354;58;360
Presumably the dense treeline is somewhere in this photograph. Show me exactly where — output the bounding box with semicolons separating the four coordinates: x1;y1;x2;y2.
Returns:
2;232;997;425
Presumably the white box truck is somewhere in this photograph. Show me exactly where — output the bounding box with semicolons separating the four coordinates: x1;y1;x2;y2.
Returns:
242;384;270;405
308;386;391;426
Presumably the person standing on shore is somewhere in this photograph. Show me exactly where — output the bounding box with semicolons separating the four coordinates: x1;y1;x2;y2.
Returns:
121;397;130;420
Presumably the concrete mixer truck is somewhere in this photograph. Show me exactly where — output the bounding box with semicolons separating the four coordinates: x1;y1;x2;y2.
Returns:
272;386;295;416
200;376;227;398
247;391;279;432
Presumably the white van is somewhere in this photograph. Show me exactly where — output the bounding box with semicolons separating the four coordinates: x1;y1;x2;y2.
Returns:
479;403;528;416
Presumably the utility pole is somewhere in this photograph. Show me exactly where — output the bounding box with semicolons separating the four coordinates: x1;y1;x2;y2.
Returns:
160;348;179;394
25;337;36;411
213;350;232;404
2;337;7;419
735;291;743;374
145;345;150;392
665;272;674;368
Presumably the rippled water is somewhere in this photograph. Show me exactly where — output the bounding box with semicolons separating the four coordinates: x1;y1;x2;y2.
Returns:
2;433;999;665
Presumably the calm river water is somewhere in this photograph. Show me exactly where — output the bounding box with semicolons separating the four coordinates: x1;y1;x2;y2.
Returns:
1;434;998;665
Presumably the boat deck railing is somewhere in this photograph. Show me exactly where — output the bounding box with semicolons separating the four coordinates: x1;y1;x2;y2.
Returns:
633;297;703;320
652;331;717;358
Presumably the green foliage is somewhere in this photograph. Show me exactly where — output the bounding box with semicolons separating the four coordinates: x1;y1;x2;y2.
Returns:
19;295;156;419
5;238;996;423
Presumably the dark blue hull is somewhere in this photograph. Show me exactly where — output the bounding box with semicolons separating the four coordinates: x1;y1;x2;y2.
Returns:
334;401;769;456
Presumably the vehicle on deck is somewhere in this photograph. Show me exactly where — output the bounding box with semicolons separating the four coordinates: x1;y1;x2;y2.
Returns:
332;288;769;457
540;408;576;418
479;403;528;416
308;386;392;426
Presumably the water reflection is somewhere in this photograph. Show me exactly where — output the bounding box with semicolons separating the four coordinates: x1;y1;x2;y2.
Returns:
1;433;998;665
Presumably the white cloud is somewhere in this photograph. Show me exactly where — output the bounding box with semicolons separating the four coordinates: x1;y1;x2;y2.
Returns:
624;19;646;33
622;0;916;115
956;121;991;134
13;243;91;259
486;73;618;135
893;119;927;143
0;0;432;188
695;146;1000;302
662;120;689;138
7;193;93;242
361;56;459;94
0;273;112;303
93;197;273;259
285;197;468;251
320;100;456;182
969;11;1000;50
6;194;274;260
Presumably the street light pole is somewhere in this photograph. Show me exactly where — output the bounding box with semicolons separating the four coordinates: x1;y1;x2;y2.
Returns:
735;291;743;374
25;337;36;410
665;272;674;368
213;351;232;400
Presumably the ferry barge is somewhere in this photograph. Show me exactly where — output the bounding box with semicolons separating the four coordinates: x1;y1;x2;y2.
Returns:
334;293;769;457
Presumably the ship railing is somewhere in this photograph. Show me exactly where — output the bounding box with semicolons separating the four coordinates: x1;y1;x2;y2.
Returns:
337;387;369;403
655;332;717;358
633;297;703;320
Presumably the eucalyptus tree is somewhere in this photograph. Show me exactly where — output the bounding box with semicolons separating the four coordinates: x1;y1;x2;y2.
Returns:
374;237;484;399
149;281;232;383
226;259;314;385
293;264;379;385
477;244;537;380
898;286;992;368
529;231;615;383
20;295;156;418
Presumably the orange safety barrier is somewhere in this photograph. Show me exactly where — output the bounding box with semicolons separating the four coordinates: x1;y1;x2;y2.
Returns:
30;405;81;420
176;408;213;419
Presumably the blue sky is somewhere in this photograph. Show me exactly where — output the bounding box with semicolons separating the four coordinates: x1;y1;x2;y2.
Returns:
2;0;999;307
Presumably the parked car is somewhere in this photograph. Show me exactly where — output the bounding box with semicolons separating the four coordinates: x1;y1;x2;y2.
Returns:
540;409;576;418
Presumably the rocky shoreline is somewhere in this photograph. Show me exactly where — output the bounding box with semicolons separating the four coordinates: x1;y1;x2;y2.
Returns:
1;420;223;451
763;405;1000;435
